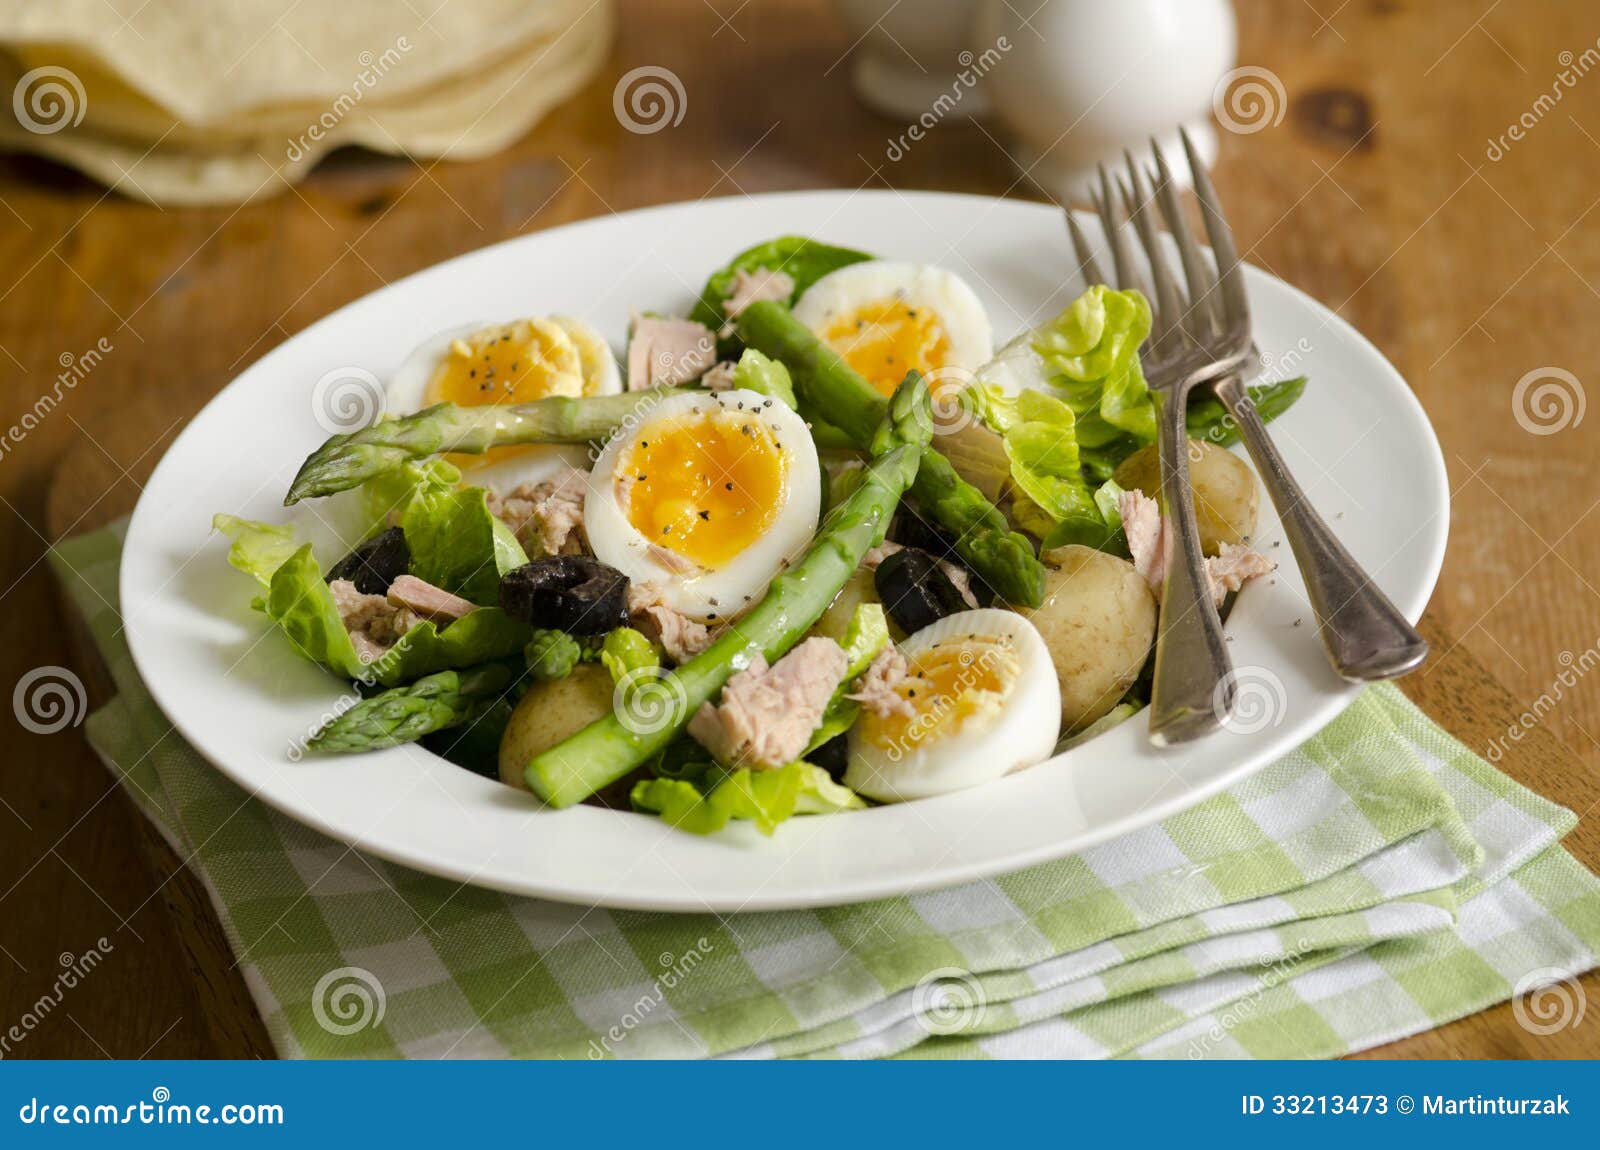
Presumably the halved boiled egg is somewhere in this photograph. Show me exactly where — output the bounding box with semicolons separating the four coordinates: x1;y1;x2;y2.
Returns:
584;389;820;621
791;262;994;398
845;609;1060;802
385;316;622;491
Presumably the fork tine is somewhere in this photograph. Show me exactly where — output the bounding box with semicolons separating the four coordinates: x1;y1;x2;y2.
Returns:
1121;150;1185;351
1181;126;1250;327
1064;208;1107;288
1095;164;1141;295
1150;139;1218;339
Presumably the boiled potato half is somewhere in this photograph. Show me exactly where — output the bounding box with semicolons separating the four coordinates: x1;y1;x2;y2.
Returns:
1022;545;1156;731
498;663;616;790
1112;439;1259;555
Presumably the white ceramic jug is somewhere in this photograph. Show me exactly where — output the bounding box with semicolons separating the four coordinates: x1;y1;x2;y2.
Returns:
975;0;1237;198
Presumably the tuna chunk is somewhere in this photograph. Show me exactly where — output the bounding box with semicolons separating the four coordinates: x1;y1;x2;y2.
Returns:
386;575;476;622
701;360;738;391
626;316;716;389
719;266;795;336
627;581;715;663
1119;488;1167;596
846;644;917;719
329;578;420;664
1207;542;1277;602
687;637;848;769
487;466;589;557
1119;487;1275;605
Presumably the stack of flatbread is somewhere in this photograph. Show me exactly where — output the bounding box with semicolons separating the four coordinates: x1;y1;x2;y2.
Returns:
0;0;614;204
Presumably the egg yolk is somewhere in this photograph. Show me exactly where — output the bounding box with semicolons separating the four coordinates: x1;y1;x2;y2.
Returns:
425;320;585;471
617;409;788;570
821;298;953;397
861;636;1019;755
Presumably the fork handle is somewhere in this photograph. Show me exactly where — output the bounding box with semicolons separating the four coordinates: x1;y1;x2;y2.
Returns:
1211;373;1429;681
1149;381;1236;746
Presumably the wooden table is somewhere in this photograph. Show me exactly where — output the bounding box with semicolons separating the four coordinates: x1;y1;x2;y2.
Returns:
2;0;1596;1058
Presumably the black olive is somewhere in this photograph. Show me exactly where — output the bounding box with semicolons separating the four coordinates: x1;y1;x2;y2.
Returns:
874;546;971;635
888;507;992;605
326;527;409;594
809;732;851;781
499;556;629;635
888;502;957;557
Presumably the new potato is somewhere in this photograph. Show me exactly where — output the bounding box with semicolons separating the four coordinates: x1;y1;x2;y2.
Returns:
1113;439;1259;555
498;663;617;789
1022;545;1156;731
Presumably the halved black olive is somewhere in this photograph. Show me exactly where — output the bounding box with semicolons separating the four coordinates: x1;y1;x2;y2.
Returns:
809;732;851;781
499;556;629;635
326;527;410;594
888;507;992;605
874;546;971;635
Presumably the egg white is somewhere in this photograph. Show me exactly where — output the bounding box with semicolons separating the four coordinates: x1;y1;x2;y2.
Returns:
584;388;821;621
792;261;994;386
844;609;1060;803
384;317;622;493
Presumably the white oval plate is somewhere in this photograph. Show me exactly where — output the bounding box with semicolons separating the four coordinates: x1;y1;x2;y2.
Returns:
120;191;1448;912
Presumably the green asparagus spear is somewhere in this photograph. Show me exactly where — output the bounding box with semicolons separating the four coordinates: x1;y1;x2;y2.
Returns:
734;300;1046;608
285;388;696;505
523;373;934;808
306;662;518;753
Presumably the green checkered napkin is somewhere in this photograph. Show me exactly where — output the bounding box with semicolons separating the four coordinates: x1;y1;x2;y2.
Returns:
51;524;1600;1059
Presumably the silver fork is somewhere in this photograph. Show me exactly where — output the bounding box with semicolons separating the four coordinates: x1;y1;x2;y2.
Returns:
1175;139;1428;681
1075;132;1428;714
1073;157;1255;746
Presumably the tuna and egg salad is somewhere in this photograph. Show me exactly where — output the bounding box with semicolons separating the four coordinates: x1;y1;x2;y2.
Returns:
215;237;1304;835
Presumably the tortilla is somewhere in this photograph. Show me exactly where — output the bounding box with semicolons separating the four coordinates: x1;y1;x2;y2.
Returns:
0;0;613;204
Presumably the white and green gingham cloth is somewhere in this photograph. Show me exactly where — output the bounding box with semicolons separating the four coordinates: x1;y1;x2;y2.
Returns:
51;523;1600;1059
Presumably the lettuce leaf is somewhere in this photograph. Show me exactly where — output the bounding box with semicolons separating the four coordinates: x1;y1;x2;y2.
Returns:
1040;479;1126;552
213;522;528;686
968;386;1097;520
262;544;529;686
401;484;526;606
1032;285;1156;446
730;347;797;409
213;514;300;592
631;761;864;836
803;602;890;754
359;457;461;527
691;236;873;335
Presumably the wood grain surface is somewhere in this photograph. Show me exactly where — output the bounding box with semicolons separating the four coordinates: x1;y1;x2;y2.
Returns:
2;0;1597;1058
